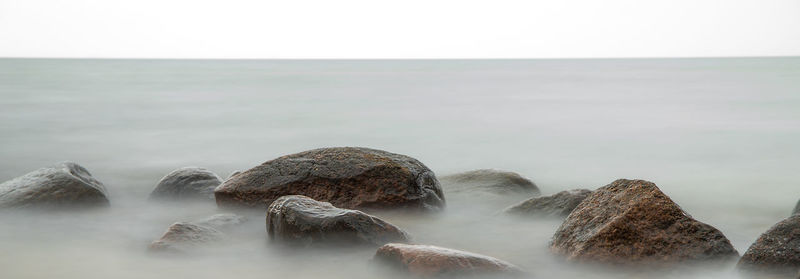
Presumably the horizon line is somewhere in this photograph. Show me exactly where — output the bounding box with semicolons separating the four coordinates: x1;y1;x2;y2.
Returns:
1;54;798;61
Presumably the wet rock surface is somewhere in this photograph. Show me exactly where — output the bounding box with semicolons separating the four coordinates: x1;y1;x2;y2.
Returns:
373;243;523;277
551;179;738;265
505;189;592;218
214;147;445;211
0;162;109;209
440;169;539;195
737;215;800;275
149;167;222;201
148;213;246;253
266;195;409;247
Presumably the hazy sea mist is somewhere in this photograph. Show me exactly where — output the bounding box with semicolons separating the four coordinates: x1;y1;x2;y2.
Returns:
1;58;799;278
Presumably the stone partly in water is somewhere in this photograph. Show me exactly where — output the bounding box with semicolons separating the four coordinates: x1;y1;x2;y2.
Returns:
373;243;523;277
266;195;409;247
149;167;223;201
551;179;738;265
148;213;246;253
0;162;109;209
505;189;592;218
737;215;800;275
440;169;539;195
215;147;445;211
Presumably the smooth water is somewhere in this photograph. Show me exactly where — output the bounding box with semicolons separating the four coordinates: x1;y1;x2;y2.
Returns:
0;58;799;278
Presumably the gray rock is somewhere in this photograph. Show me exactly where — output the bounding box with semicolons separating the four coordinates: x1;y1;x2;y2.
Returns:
148;213;246;253
374;243;524;277
792;199;800;216
267;195;409;247
505;189;592;218
0;162;109;209
214;147;445;211
737;215;800;276
149;167;222;201
440;169;539;195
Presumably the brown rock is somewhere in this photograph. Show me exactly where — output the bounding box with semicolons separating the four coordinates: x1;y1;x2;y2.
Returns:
505;189;592;218
373;243;523;277
440;169;539;195
737;215;800;276
551;179;738;265
214;147;445;211
148;213;246;253
0;162;109;209
266;195;409;247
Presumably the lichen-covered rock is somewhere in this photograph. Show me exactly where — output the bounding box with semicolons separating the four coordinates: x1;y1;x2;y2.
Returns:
214;147;445;211
505;189;591;218
266;195;409;247
440;169;539;195
551;179;738;265
737;215;800;275
373;243;523;277
149;167;222;201
0;162;109;209
148;213;246;253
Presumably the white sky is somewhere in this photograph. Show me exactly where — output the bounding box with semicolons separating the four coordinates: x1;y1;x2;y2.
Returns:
1;0;799;58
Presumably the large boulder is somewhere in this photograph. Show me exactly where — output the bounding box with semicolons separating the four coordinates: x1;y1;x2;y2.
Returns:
737;215;800;275
0;162;109;209
267;195;409;247
440;169;539;195
505;189;591;218
373;243;523;277
551;179;738;265
214;147;445;211
148;213;246;253
149;167;222;201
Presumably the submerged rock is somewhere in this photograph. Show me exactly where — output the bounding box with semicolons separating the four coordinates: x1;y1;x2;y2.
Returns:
505;189;592;218
551;179;738;265
373;243;523;277
149;167;222;201
737;215;800;275
214;147;445;211
266;195;409;247
0;162;109;209
440;169;539;195
148;213;246;253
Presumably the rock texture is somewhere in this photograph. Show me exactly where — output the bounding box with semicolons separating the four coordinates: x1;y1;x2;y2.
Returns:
505;189;592;218
214;147;445;211
148;213;246;253
267;195;409;247
440;169;539;195
149;167;222;201
551;179;738;265
737;215;800;275
374;243;523;277
0;162;109;209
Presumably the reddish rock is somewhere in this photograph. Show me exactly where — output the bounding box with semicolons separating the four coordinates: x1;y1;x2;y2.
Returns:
267;195;409;247
505;189;591;218
551;179;738;265
737;215;800;275
374;243;523;277
214;147;444;211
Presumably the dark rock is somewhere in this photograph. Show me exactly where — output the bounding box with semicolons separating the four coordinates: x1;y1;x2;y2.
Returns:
0;162;109;209
214;147;444;211
505;189;592;218
148;213;246;253
373;243;523;277
266;195;409;247
551;179;738;265
440;169;539;195
149;167;222;201
737;215;800;275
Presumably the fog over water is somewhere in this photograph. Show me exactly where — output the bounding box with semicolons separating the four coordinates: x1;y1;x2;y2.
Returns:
0;58;799;278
